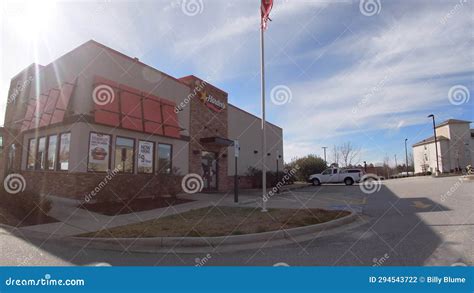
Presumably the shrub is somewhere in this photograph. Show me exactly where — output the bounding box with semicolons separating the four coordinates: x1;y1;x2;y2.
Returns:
245;167;295;188
0;189;52;221
286;154;327;182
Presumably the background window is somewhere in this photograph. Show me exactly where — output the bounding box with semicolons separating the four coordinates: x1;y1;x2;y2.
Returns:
158;143;172;174
27;138;36;170
37;137;46;170
137;140;154;174
8;144;16;171
115;137;134;173
47;135;57;170
88;132;111;172
59;133;71;171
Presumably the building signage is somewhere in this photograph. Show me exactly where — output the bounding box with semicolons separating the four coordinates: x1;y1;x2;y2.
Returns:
138;141;154;171
234;140;240;158
196;89;225;113
89;133;110;166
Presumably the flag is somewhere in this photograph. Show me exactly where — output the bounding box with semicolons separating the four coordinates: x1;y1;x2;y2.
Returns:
261;0;273;30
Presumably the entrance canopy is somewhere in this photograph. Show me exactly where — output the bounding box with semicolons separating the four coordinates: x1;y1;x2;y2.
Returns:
200;136;234;147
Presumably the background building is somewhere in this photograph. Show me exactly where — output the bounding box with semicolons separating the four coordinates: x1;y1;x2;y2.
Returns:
0;40;283;199
412;119;473;174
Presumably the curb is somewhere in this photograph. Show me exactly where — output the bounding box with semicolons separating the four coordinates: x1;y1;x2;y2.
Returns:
0;212;357;253
69;212;357;253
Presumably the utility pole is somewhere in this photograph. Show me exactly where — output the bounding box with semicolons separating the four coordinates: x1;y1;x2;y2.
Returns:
405;138;409;177
322;146;327;165
428;114;440;175
394;154;398;172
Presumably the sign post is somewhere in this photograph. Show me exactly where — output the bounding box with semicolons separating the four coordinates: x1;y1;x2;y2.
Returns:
234;140;239;203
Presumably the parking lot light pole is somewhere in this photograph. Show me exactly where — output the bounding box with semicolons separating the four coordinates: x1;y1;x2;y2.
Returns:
405;138;409;177
322;146;327;165
428;114;440;175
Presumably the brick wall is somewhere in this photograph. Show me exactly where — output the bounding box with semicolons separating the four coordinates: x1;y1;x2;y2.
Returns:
181;76;231;192
20;171;182;202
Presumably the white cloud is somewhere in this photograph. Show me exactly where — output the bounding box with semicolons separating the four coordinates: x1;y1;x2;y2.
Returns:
276;3;473;160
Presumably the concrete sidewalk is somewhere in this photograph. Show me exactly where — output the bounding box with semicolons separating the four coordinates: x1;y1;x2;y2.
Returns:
15;183;360;238
17;197;214;237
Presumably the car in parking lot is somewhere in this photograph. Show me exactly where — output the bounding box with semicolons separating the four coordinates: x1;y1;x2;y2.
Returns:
308;168;363;186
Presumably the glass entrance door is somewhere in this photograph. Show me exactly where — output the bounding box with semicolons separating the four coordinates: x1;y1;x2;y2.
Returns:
201;151;217;191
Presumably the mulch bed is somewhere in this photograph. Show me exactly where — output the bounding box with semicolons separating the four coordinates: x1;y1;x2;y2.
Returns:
80;197;195;216
82;207;351;238
0;207;59;227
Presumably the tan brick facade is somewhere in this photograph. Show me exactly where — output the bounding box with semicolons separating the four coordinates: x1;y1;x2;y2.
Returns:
180;76;230;192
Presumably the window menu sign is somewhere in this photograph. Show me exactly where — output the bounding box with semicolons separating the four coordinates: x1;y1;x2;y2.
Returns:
138;140;154;173
88;133;111;172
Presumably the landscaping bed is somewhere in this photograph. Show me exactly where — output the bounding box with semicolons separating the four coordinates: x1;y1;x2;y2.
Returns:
80;197;195;216
81;206;350;238
0;191;58;227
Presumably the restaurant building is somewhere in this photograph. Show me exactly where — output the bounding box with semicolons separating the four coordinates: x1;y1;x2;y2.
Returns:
1;40;283;199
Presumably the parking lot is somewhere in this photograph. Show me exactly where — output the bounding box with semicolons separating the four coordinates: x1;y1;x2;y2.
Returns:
0;176;472;266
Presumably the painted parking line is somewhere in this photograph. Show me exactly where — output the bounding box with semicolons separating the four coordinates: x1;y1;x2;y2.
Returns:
317;196;367;205
328;205;364;213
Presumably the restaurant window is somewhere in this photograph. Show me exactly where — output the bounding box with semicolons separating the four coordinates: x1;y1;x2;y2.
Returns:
47;135;57;170
27;138;36;170
8;144;16;171
58;133;71;171
115;137;134;173
88;132;111;172
158;143;172;174
36;137;46;170
137;140;154;174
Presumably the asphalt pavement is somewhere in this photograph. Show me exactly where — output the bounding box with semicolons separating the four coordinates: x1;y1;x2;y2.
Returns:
1;176;472;266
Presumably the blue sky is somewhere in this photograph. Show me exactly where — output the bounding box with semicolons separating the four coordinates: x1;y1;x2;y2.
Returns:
1;0;473;165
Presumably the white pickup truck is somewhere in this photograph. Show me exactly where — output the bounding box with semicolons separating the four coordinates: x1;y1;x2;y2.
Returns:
308;168;363;186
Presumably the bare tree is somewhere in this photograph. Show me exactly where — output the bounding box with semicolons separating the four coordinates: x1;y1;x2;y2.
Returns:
383;155;391;178
339;142;360;167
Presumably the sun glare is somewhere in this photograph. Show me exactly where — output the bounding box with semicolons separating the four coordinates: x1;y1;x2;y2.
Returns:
5;0;58;40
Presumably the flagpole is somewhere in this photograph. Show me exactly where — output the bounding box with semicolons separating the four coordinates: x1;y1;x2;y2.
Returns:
260;24;267;213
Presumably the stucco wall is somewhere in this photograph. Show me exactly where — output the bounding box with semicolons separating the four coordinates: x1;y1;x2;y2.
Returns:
21;122;189;174
413;140;450;173
227;104;283;176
